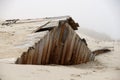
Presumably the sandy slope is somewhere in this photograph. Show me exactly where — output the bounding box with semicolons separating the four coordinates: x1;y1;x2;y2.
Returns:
0;20;120;80
0;20;49;58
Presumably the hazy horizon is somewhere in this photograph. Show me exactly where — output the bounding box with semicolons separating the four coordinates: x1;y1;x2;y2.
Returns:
0;0;120;40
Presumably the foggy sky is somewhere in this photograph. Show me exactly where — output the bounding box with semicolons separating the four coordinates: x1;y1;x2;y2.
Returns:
0;0;120;40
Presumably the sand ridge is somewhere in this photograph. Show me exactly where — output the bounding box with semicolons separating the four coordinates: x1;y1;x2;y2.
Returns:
0;19;120;80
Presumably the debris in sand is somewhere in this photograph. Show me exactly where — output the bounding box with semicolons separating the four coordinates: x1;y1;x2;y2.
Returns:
15;16;95;65
92;48;111;55
15;16;111;65
2;19;19;26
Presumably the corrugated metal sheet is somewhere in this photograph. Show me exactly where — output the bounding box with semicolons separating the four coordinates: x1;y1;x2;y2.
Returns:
16;17;95;65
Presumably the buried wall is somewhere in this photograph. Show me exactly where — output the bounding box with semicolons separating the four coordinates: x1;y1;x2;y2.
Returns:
16;20;95;65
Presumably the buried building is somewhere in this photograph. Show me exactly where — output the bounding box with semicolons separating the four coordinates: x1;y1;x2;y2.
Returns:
15;16;96;65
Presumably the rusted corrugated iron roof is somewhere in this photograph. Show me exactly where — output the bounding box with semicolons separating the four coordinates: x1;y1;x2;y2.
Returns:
15;16;95;65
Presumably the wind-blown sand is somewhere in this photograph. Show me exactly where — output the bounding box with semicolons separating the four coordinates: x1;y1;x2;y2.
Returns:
0;20;120;80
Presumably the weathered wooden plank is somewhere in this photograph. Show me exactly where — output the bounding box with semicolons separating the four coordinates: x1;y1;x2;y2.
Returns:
82;45;87;63
26;48;32;64
67;33;76;64
53;26;62;64
25;51;29;64
37;39;44;64
26;51;30;64
62;27;72;64
41;34;48;64
77;39;82;63
80;43;85;63
60;28;70;64
49;28;57;64
84;47;90;63
78;42;84;64
28;47;35;64
60;22;79;65
45;30;53;64
70;35;79;64
59;26;69;64
32;43;39;64
44;33;50;64
24;52;28;64
55;22;68;64
80;43;87;63
75;39;82;64
83;43;91;63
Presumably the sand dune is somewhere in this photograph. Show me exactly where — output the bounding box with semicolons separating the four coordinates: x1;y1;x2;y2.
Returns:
0;19;120;80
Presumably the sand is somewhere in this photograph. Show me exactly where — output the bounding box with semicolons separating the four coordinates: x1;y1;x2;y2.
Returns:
0;19;120;80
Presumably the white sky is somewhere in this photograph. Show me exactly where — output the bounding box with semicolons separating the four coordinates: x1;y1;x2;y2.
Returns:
0;0;120;40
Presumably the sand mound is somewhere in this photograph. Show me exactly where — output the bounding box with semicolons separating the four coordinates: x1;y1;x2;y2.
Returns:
0;19;120;80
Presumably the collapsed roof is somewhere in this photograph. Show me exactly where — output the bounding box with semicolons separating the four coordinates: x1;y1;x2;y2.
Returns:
15;16;95;65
